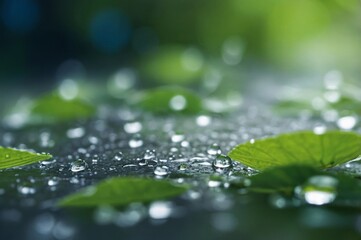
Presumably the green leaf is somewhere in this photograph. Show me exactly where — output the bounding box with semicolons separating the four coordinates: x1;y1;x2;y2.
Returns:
248;165;361;207
249;165;321;194
228;131;361;171
0;147;52;169
140;45;204;84
135;86;203;115
59;177;189;207
30;94;96;122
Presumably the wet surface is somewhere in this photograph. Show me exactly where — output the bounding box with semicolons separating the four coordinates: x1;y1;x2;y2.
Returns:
1;102;361;240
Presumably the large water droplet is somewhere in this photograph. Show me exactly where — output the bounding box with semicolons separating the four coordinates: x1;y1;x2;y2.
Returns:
212;155;233;173
294;175;338;206
70;159;87;172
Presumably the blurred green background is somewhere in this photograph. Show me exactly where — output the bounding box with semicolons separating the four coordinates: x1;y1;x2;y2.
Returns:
1;0;361;86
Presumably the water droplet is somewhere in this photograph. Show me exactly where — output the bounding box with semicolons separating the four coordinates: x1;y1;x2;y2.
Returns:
196;115;211;127
207;143;221;156
66;127;85;139
148;201;173;219
154;166;169;176
40;159;57;166
143;149;156;160
124;121;142;134
181;141;190;148
70;159;87;172
47;177;59;186
59;79;79;100
88;136;99;145
169;95;187;111
107;68;136;98
92;154;99;164
171;132;185;143
337;116;357;130
129;134;143;148
114;152;123;161
208;180;222;188
39;131;54;148
18;185;36;195
5;154;10;159
70;177;80;184
294;175;338;206
122;164;138;170
212;155;233;173
313;125;327;135
269;194;297;209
